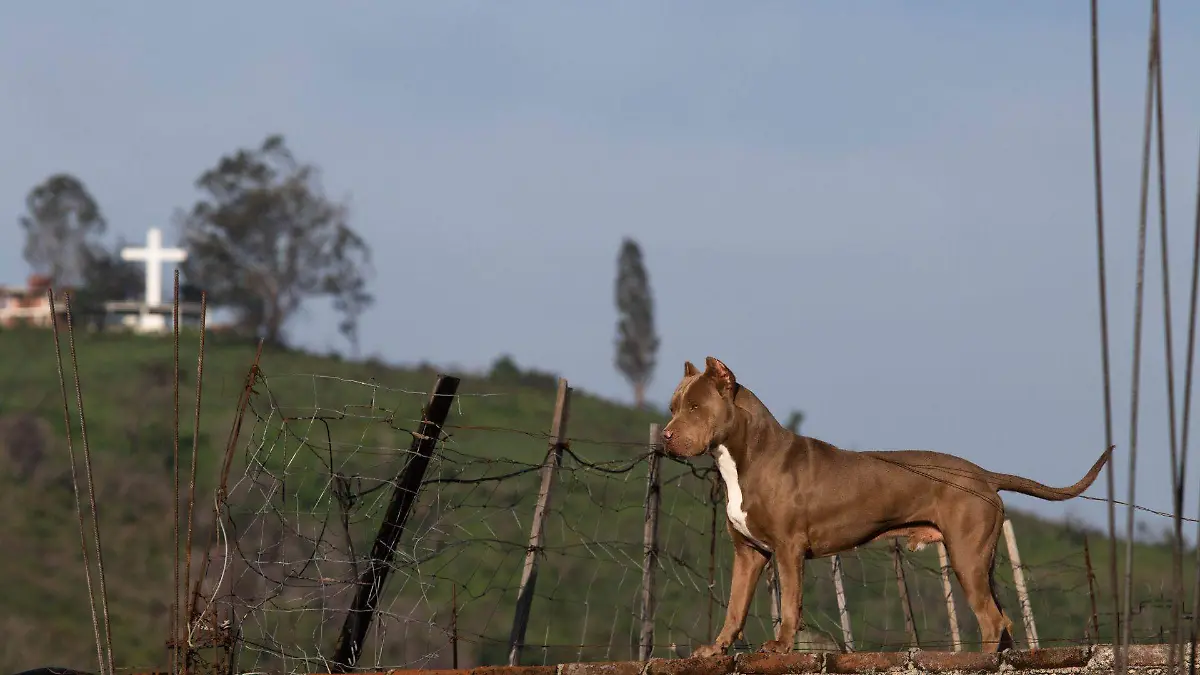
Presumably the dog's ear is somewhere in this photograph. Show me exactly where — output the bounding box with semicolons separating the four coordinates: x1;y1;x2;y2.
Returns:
704;356;736;393
684;361;699;377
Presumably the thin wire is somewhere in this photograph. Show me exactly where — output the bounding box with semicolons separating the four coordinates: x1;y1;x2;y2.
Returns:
1079;495;1200;523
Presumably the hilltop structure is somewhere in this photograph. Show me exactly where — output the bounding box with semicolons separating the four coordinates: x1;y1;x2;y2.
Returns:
0;274;69;328
104;227;202;334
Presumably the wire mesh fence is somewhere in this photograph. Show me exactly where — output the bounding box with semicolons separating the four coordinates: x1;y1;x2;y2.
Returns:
180;369;1196;674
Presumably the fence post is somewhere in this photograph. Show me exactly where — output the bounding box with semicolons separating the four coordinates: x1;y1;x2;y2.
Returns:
707;475;720;641
451;585;459;669
1083;534;1101;644
639;423;663;661
508;378;572;666
830;554;855;652
767;561;782;638
330;375;461;673
936;543;962;652
891;539;919;649
1002;519;1040;649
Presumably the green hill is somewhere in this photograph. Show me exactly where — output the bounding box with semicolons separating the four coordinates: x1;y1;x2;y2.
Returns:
0;327;1186;674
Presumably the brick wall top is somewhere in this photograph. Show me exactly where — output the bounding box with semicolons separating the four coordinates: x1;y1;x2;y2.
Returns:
304;644;1183;675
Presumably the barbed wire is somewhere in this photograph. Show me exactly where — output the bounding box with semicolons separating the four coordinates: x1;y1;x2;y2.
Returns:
187;372;1197;674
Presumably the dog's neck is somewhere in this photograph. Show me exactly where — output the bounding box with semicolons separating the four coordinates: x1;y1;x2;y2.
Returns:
711;385;794;467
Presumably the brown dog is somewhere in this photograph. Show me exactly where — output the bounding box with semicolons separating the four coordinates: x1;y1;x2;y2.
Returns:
661;357;1113;655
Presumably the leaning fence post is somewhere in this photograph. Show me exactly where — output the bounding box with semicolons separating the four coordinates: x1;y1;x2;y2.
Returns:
1002;519;1040;649
1083;534;1101;644
830;554;855;652
451;585;459;670
891;539;919;649
508;378;572;666
936;543;962;652
639;423;663;661
330;375;461;673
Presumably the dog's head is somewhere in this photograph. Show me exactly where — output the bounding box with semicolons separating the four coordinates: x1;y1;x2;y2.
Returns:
661;356;740;458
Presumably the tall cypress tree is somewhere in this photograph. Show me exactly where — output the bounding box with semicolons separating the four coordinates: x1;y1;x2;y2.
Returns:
614;237;660;408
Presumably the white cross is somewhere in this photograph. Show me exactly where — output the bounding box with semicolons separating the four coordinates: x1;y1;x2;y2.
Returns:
120;227;188;308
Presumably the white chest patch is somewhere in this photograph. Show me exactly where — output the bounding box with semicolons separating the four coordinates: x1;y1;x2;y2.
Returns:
713;445;770;550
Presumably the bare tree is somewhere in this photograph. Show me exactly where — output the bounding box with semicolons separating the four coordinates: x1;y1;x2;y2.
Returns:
614;237;659;408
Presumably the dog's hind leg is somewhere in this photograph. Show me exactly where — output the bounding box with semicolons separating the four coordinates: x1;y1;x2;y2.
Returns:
693;526;769;658
989;564;1015;651
944;521;1012;652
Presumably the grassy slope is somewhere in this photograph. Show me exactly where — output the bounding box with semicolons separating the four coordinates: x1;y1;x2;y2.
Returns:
0;328;1185;673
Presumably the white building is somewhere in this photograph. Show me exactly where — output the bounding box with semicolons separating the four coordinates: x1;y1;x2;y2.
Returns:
0;275;69;328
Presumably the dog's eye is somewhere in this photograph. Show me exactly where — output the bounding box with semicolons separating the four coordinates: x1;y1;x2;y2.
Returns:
689;404;699;412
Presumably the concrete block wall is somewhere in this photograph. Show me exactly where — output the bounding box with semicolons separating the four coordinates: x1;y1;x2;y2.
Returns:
340;644;1185;675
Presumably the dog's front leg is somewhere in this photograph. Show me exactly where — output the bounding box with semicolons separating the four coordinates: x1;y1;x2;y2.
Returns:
693;530;768;658
760;542;805;653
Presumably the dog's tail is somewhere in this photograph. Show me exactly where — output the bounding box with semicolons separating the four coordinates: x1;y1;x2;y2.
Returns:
987;445;1115;502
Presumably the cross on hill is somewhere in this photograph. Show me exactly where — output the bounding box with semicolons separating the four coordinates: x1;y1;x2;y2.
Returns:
120;227;187;308
104;227;199;334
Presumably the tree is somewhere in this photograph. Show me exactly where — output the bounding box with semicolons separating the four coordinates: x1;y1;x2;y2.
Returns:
176;134;372;348
72;242;145;329
19;173;108;288
614;237;659;408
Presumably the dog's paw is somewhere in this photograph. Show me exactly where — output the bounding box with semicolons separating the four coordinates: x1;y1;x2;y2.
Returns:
758;639;793;654
692;643;727;659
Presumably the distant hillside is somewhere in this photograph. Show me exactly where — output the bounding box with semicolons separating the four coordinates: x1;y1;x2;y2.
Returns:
0;327;1185;673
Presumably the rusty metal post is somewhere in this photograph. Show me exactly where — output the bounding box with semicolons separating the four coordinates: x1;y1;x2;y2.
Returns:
507;378;572;666
1084;534;1101;644
1117;5;1161;675
451;585;459;670
1085;0;1123;662
49;289;112;675
182;292;207;675
638;423;663;661
331;374;461;672
171;270;183;675
62;291;117;675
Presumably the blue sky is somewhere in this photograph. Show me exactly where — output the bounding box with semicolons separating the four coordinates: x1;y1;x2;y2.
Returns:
3;2;1200;532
